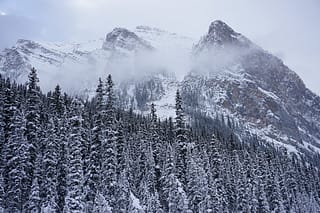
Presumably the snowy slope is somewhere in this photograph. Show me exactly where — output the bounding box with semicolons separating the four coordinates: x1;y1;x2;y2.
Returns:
135;25;194;53
1;21;320;158
181;20;320;156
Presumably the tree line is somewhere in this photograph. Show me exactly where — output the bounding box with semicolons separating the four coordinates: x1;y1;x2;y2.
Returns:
0;68;320;212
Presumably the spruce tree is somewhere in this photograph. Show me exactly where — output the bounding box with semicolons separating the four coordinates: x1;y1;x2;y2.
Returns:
101;74;117;209
51;84;65;116
161;145;189;212
116;119;126;176
50;84;68;213
150;103;162;169
0;173;4;212
2;86;15;149
57;119;68;213
64;99;85;213
42;118;59;211
187;152;208;212
27;177;41;213
4;107;31;212
26;67;41;174
162;146;179;212
174;90;188;186
86;78;105;210
114;170;131;212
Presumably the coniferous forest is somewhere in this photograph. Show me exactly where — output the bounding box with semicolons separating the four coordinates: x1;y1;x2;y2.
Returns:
1;68;320;213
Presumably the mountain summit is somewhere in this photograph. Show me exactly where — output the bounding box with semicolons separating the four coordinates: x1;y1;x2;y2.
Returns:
194;20;253;55
102;27;153;52
188;21;320;156
208;20;241;44
0;20;320;158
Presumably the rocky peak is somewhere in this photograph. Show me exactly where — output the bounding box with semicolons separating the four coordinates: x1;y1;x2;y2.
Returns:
208;20;240;43
193;20;253;54
16;39;40;50
102;27;153;51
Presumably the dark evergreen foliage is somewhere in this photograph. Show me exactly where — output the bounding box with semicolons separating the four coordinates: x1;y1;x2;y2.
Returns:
0;70;320;212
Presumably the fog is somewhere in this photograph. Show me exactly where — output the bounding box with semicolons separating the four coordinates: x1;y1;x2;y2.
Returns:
1;0;319;94
36;45;192;94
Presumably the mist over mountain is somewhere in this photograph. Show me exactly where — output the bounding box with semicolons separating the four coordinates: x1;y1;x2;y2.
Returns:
1;20;319;156
1;20;320;212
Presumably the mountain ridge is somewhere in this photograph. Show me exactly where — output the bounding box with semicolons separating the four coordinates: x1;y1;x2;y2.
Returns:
1;20;320;158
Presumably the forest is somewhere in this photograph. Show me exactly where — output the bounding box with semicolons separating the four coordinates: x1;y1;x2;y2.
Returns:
0;68;320;212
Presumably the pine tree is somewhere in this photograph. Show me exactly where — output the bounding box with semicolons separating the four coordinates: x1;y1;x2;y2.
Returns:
161;145;189;212
174;90;188;186
42;118;59;211
0;79;7;175
105;74;115;127
258;183;270;213
162;146;177;211
51;84;65;116
116;119;126;176
114;170;131;212
139;142;162;212
1;85;15;199
57;119;68;213
64;99;85;213
150;103;162;169
0;172;4;212
4;108;31;212
27;177;41;213
86;79;105;210
256;154;270;213
187;151;208;212
206;134;225;211
26;67;41;176
2;85;15;149
0;85;13;212
101;74;117;209
92;191;112;213
236;162;249;212
51;85;68;213
272;175;286;213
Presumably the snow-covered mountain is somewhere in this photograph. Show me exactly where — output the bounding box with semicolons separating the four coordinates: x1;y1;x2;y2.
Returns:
188;20;320;156
0;25;192;94
1;20;320;157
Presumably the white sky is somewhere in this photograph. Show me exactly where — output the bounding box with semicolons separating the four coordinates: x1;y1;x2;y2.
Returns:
0;0;319;94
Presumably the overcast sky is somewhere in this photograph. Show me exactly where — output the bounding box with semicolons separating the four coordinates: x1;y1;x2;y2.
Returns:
0;0;319;94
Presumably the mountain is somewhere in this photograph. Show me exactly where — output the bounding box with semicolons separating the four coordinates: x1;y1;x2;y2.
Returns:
102;27;154;54
184;20;320;156
1;21;320;158
0;26;192;94
193;20;254;53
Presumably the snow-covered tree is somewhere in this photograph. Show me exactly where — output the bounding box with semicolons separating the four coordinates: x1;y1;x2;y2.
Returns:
0;174;4;212
64;99;85;213
26;67;41;174
101;74;117;209
86;78;105;210
0;71;319;213
187;153;208;212
116;119;126;176
27;177;41;213
3;107;31;212
42;118;59;211
174;90;188;186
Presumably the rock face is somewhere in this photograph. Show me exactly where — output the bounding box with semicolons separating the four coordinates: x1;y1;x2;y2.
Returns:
184;20;320;155
102;28;153;52
1;20;320;156
0;38;103;84
193;20;253;54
